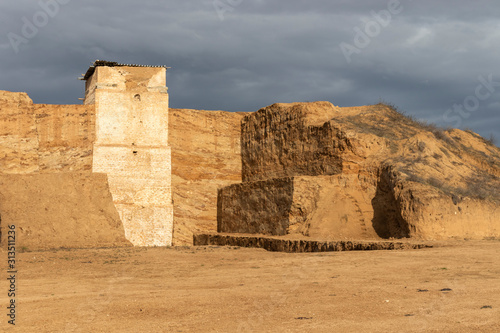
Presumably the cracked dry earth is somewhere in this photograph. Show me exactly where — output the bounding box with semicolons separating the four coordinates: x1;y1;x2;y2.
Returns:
1;240;499;332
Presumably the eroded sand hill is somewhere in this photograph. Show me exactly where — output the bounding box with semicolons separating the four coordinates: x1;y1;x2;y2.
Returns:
218;102;500;241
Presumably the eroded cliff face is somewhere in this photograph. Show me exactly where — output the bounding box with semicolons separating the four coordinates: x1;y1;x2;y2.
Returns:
387;166;500;240
218;102;500;240
169;108;248;245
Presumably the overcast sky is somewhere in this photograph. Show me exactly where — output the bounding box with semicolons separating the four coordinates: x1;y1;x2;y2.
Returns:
1;0;499;142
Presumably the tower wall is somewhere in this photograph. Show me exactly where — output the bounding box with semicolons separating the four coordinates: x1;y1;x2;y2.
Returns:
90;66;173;246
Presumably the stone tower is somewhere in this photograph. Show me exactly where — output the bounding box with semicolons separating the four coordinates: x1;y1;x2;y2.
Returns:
82;60;173;246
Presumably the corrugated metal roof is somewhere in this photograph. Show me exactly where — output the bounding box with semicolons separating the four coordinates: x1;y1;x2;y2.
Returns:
79;60;169;81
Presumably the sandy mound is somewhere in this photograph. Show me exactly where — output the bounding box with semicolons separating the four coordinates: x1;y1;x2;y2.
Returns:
0;173;131;250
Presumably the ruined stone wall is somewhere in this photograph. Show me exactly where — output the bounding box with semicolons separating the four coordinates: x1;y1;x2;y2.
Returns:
217;177;294;235
91;66;173;247
217;174;383;240
2;87;498;246
0;88;248;247
241;102;348;182
169;108;247;245
0;91;94;173
194;234;430;252
0;91;39;173
219;102;377;239
35;104;95;172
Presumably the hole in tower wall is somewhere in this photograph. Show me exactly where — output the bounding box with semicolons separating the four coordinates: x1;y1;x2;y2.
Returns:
133;151;138;155
134;94;141;101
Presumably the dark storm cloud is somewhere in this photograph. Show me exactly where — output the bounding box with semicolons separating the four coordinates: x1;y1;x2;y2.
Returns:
0;0;499;141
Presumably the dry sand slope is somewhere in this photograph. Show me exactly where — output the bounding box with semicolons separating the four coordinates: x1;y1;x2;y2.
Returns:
0;240;499;332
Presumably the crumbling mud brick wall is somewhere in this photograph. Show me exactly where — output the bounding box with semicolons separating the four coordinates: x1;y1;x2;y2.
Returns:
169;108;247;245
0;91;94;173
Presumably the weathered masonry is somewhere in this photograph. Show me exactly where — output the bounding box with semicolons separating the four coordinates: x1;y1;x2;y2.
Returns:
82;61;173;246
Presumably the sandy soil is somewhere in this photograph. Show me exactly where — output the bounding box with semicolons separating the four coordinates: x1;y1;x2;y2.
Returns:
1;240;499;332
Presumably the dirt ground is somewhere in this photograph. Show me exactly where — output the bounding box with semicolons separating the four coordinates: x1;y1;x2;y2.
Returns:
1;240;499;332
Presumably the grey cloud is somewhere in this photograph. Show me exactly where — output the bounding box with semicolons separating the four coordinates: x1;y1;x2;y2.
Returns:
0;0;498;141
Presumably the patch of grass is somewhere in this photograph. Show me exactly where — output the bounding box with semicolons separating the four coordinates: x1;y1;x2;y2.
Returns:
486;134;497;147
377;100;437;131
451;134;500;171
440;147;451;158
465;129;498;148
389;142;399;154
432;153;443;160
360;100;500;203
401;170;421;182
460;172;500;201
399;166;500;203
375;101;460;147
427;176;444;188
